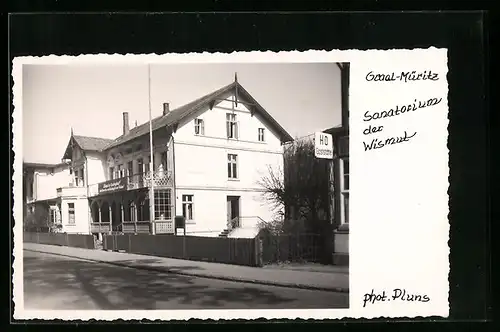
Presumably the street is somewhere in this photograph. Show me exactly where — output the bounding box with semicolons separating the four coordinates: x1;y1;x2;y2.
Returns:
23;250;349;310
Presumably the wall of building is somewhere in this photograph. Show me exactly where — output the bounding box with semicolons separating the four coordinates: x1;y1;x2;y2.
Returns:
86;152;107;185
104;135;173;181
173;96;284;232
60;197;89;234
34;166;72;201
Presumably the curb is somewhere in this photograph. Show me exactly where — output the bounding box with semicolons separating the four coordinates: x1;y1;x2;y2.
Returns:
24;249;349;294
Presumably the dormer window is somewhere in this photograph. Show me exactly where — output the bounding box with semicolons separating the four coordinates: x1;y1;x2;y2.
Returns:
226;113;238;139
258;128;265;142
194;118;205;135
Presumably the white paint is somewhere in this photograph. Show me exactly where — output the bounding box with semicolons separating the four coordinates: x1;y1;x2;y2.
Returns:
28;165;72;202
86;152;107;185
173;97;284;235
59;198;89;234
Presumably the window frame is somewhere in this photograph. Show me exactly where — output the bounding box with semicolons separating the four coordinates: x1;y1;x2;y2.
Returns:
339;157;349;224
227;154;238;179
154;189;173;221
258;127;265;142
68;203;75;225
226;113;238;139
194;118;205;136
182;194;195;222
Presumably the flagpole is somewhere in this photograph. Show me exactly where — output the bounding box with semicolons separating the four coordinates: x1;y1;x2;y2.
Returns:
148;64;156;235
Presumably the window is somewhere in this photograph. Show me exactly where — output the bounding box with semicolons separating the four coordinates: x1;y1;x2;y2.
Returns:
226;113;238;139
182;195;194;221
129;202;137;222
340;158;349;224
227;154;238;179
68;203;75;224
80;168;85;186
115;164;125;178
74;169;80;186
154;189;172;220
137;158;144;173
50;208;57;224
127;161;133;177
194;118;205;135
258;128;265;142
109;167;114;180
160;151;168;171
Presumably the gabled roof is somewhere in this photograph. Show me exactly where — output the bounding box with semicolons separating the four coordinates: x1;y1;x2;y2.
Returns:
104;81;294;150
73;135;114;151
62;135;114;159
323;125;348;137
23;161;69;170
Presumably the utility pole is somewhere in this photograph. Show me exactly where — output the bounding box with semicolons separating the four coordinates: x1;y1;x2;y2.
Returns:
148;64;156;235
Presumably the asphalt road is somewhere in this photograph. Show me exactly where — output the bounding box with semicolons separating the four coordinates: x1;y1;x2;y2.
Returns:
23;250;349;310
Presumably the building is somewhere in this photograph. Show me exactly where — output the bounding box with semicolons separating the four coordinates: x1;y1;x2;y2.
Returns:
23;161;78;232
325;63;350;266
56;76;293;239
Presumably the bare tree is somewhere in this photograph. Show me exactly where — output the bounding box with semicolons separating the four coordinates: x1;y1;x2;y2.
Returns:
259;137;331;233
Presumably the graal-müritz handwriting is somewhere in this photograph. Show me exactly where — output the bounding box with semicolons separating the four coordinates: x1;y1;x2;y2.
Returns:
365;70;439;83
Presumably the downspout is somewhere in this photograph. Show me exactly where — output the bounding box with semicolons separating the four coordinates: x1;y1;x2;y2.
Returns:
171;134;177;224
84;151;91;235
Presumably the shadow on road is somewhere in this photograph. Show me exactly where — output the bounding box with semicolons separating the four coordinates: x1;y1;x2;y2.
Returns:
23;254;300;310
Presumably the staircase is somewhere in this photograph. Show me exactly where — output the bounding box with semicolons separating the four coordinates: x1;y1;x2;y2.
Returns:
218;229;231;238
94;238;103;250
219;217;239;238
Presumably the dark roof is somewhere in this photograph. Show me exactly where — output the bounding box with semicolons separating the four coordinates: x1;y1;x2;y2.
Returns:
323;125;348;136
73;135;115;151
104;81;294;150
62;135;115;160
23;161;69;169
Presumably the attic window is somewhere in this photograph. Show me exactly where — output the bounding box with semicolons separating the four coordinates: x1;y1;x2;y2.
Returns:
226;113;238;139
136;144;143;152
125;148;133;154
194;118;205;135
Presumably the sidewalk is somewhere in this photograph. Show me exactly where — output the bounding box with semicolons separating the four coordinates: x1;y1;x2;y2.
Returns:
23;243;349;293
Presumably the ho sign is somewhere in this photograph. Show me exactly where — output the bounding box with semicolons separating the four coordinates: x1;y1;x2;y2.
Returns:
314;132;333;159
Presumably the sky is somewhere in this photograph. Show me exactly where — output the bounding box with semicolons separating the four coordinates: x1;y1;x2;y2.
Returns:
22;62;341;164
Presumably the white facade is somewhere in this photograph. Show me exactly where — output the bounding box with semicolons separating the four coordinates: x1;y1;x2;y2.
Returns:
33;82;289;238
172;98;284;237
24;162;89;234
27;164;72;202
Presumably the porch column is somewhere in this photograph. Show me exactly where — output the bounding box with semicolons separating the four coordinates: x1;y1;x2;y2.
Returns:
109;204;113;233
134;202;138;221
134;200;138;233
121;203;125;223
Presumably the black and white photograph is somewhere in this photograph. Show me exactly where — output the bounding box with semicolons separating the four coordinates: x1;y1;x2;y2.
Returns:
19;60;350;312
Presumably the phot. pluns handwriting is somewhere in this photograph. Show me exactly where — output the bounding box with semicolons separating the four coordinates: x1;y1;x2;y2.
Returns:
365;70;439;83
363;289;430;307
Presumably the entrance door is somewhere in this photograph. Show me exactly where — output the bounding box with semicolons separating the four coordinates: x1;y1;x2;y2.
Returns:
226;196;240;229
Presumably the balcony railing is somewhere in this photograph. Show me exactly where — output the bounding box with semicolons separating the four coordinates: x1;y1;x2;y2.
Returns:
88;171;173;197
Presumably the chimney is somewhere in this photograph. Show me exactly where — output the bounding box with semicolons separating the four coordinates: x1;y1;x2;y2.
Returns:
122;112;130;136
163;102;170;116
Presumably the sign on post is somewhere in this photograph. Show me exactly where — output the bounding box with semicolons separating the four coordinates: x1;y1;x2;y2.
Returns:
314;132;334;159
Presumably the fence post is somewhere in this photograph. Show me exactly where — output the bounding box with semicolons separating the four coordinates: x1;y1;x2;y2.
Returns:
182;235;186;259
36;232;40;244
65;232;69;247
128;234;132;253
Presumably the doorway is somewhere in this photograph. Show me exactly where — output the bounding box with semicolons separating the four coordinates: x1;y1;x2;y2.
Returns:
227;196;240;229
